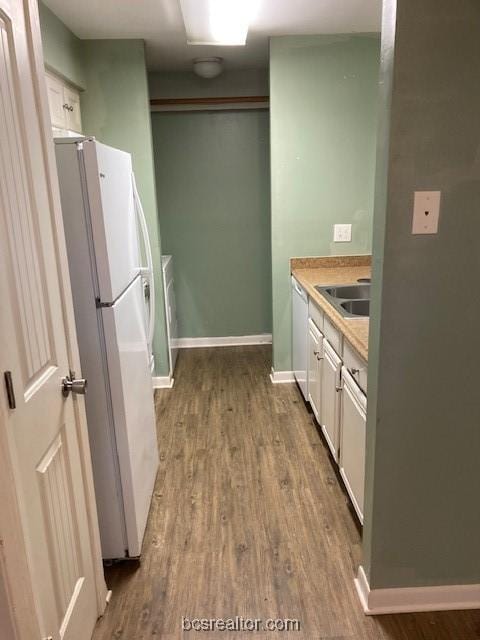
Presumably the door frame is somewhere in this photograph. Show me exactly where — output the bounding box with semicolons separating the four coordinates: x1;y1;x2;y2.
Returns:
0;0;107;636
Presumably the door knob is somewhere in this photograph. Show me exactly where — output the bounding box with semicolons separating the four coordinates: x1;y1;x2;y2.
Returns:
62;371;87;398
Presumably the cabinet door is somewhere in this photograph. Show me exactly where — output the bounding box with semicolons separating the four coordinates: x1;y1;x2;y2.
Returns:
64;85;82;133
45;72;66;129
307;319;323;422
339;367;367;523
321;338;342;461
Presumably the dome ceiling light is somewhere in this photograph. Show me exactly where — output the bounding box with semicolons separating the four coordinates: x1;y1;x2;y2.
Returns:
193;57;224;79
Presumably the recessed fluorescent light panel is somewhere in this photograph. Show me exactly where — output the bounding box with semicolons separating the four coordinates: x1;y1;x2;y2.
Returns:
179;0;258;46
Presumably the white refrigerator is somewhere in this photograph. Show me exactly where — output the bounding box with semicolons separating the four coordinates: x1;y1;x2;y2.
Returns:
54;138;159;560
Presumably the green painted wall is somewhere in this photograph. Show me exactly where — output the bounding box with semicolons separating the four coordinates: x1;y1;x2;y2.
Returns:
270;35;379;372
38;3;171;376
149;69;269;100
151;109;272;338
80;40;169;375
363;0;480;590
38;1;85;88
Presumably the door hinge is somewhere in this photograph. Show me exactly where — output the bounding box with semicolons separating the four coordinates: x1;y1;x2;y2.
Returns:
4;371;16;409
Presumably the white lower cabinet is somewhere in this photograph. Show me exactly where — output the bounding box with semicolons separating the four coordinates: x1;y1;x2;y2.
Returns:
321;338;342;461
305;300;367;524
308;318;323;421
339;366;367;523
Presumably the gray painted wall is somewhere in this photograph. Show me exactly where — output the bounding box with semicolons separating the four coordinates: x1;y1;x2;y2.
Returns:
363;0;480;589
151;109;272;338
270;35;380;373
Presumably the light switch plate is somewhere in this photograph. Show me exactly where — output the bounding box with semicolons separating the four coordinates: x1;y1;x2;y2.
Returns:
334;223;352;242
412;191;441;234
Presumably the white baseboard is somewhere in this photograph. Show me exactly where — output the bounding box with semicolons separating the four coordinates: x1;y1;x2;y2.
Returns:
355;565;480;615
269;367;296;384
174;334;272;349
152;375;174;389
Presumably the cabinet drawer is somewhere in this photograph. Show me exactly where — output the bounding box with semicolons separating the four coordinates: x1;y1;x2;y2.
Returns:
343;340;368;394
323;314;342;356
308;299;323;331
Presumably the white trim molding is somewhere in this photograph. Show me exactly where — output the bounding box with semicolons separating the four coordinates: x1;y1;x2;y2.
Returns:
174;334;272;349
151;102;269;113
355;565;480;615
269;368;296;384
152;376;175;389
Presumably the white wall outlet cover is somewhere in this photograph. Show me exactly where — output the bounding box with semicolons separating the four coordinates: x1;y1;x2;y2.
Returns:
334;223;352;242
412;191;441;234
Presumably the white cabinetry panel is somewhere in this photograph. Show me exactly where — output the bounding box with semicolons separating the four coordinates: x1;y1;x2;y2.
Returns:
45;71;82;134
64;84;82;133
45;72;65;128
339;367;367;523
308;318;323;421
321;339;342;461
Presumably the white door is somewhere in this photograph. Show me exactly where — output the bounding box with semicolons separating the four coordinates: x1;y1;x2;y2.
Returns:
83;140;140;303
307;318;322;422
101;277;159;558
321;338;342;461
0;1;105;638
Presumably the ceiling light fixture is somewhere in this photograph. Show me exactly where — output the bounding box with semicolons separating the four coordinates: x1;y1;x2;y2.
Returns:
179;0;258;46
193;57;223;78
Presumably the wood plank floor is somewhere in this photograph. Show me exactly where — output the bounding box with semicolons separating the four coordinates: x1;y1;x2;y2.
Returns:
92;346;480;639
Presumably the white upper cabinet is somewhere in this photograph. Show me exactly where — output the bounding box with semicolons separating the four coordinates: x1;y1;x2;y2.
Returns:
45;71;82;134
64;84;82;133
45;72;65;127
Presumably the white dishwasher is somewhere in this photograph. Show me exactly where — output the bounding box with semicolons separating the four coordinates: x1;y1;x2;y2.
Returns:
291;277;308;400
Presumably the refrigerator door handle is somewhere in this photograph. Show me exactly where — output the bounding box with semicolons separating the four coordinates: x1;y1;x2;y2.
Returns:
132;172;155;349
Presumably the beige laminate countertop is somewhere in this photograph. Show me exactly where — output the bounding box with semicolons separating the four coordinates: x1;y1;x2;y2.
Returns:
291;256;371;361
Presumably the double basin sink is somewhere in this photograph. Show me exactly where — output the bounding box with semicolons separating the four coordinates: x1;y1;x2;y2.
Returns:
315;279;371;318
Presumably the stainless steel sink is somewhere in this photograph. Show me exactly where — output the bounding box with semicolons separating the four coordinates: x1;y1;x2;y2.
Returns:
322;284;370;300
340;299;370;317
314;283;371;319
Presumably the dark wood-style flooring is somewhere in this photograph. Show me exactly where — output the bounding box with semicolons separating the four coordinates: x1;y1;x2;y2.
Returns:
92;346;480;639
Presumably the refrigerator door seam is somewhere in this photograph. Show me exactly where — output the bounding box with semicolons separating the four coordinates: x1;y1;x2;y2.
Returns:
96;274;143;308
95;300;129;554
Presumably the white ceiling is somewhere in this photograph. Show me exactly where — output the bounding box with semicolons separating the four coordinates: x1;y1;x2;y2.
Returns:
42;0;382;71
